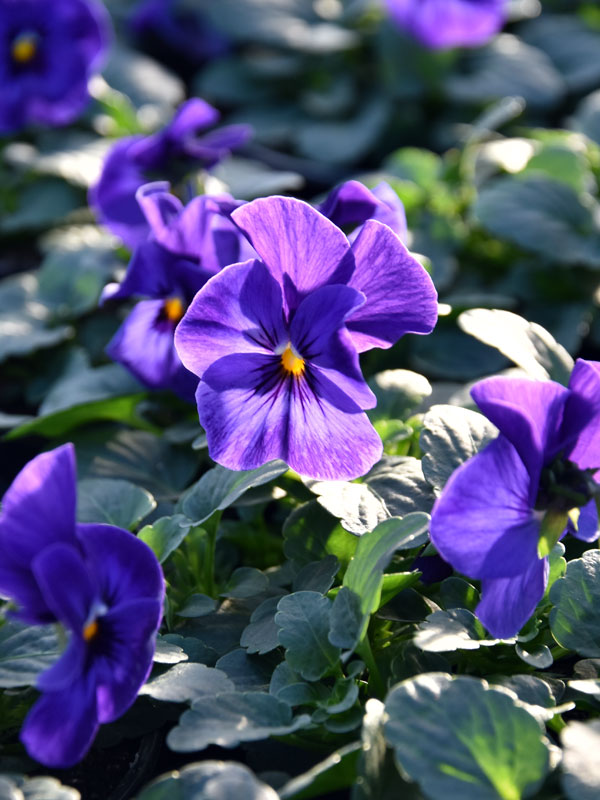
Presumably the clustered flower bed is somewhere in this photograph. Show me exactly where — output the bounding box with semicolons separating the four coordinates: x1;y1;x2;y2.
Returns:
1;1;600;799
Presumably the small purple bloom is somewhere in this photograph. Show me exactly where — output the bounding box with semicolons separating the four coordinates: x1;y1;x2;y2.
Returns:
430;360;600;638
174;196;437;480
103;182;253;400
0;444;164;767
89;98;251;248
318;180;408;243
0;0;110;133
130;0;229;68
385;0;507;50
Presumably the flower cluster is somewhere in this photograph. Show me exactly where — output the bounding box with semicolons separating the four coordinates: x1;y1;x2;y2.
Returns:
0;0;110;134
430;360;600;638
90;98;251;248
175;195;438;480
385;0;508;50
0;444;164;767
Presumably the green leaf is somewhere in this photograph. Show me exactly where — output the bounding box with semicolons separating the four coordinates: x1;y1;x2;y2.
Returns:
166;691;311;751
0;621;61;688
176;594;217;618
278;742;361;800
365;458;436;519
0;774;80;799
550;550;600;656
0;179;81;234
560;720;600;800
221;567;269;599
276;592;340;681
571;89;600;147
292;555;340;594
305;480;388;537
136;761;279;800
458;309;573;384
179;461;288;525
138;515;194;563
240;596;282;655
420;405;497;493
76;478;156;529
367;369;432;422
140;663;234;703
414;609;497;652
385;674;551;800
475;175;600;268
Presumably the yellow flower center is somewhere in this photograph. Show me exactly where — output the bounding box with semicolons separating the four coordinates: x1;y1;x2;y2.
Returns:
12;32;38;64
83;619;99;642
163;297;185;323
281;343;305;377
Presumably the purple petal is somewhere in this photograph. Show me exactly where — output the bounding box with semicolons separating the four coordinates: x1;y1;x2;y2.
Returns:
198;353;382;480
476;558;549;639
32;543;95;631
319;180;407;241
566;359;600;471
290;285;375;410
76;523;165;609
231;197;354;312
385;0;507;50
183;123;252;166
346;220;438;352
0;545;53;625
471;376;570;486
106;298;197;399
37;637;85;692
430;436;540;580
0;444;77;569
101;241;189;303
21;674;98;768
175;259;287;378
570;499;599;543
91;598;163;723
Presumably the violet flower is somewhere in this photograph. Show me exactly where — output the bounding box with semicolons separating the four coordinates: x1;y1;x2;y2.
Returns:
318;180;408;242
103;181;253;400
385;0;507;50
174;196;437;480
0;444;164;767
89;98;251;248
430;360;600;638
0;0;110;134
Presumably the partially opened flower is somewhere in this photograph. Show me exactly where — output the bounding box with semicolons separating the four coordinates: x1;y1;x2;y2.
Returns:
385;0;507;50
102;182;253;400
318;180;407;242
0;0;110;133
0;444;164;767
175;196;437;480
90;98;251;248
430;360;600;638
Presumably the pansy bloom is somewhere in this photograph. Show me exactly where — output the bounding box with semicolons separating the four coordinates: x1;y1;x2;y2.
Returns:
385;0;507;50
318;180;408;242
90;98;251;248
175;196;437;480
0;444;164;767
102;181;253;400
0;0;110;134
430;360;600;638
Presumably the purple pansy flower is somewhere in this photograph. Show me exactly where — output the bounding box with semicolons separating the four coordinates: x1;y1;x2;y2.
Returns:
385;0;507;50
430;360;600;638
130;0;229;68
103;181;253;400
89;98;251;249
0;444;164;767
174;196;437;480
318;180;408;243
0;0;110;134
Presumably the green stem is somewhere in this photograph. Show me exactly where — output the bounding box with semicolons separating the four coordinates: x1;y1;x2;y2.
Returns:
356;636;385;699
203;511;222;598
550;645;570;661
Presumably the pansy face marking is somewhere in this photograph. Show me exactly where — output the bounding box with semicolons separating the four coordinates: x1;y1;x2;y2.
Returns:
280;343;305;377
162;296;185;324
11;31;39;64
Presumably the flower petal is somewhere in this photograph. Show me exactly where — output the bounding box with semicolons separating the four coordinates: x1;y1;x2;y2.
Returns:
76;523;165;609
91;598;163;723
0;444;77;569
290;285;375;410
319;180;407;240
37;637;85;692
231;197;354;312
175;259;287;378
430;436;540;579
566;359;600;471
32;543;95;631
21;673;98;768
476;558;549;639
106;299;197;399
198;353;382;480
346;220;438;352
470;376;570;486
570;499;599;543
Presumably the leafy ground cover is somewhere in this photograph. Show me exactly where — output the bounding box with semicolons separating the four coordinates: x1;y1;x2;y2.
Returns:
1;1;600;799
